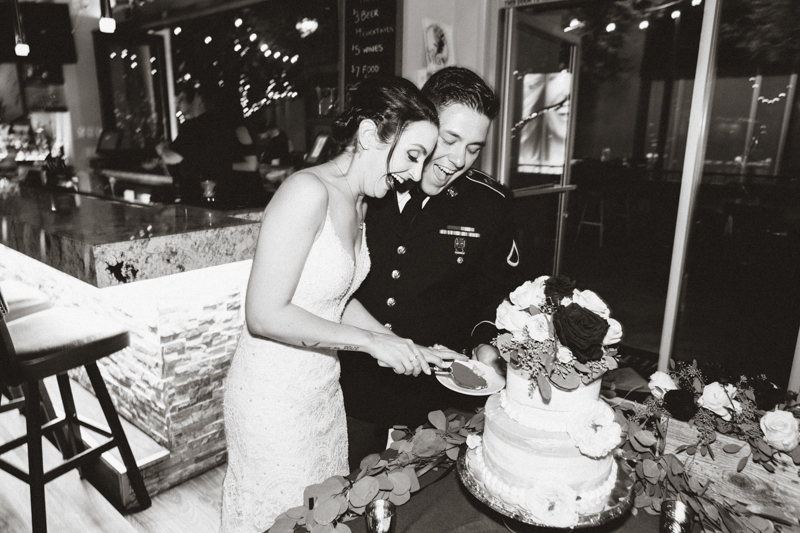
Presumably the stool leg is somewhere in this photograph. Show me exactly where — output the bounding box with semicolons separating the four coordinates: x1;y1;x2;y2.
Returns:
56;373;85;468
85;362;151;510
23;381;47;533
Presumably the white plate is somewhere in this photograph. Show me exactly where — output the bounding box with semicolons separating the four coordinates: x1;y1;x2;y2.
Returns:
435;360;506;396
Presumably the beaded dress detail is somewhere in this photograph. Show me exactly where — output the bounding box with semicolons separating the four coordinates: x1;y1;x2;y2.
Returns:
221;210;370;532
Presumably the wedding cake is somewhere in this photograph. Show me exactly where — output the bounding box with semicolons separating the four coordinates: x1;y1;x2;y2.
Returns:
465;276;624;528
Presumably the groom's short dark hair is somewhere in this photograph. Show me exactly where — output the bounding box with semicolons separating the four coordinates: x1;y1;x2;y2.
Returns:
422;67;499;120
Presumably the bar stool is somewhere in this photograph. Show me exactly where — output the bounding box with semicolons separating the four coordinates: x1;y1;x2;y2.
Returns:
0;290;151;533
574;189;631;248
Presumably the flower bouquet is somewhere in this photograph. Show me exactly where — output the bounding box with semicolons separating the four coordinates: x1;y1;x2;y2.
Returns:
614;360;800;532
493;275;623;400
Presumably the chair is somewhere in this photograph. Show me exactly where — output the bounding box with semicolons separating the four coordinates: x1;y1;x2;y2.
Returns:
0;289;151;533
574;188;632;248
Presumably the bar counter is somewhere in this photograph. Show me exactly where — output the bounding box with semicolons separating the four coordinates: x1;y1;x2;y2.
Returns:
1;186;264;501
1;187;260;287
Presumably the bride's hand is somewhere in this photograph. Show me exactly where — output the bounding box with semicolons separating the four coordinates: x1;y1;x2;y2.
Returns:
366;333;431;376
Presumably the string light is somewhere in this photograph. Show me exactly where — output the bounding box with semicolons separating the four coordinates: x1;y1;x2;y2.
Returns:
234;18;243;27
249;33;257;42
204;36;212;44
99;0;116;33
606;22;616;32
295;18;318;38
174;27;182;35
671;10;681;19
639;20;649;30
691;0;702;5
11;0;29;57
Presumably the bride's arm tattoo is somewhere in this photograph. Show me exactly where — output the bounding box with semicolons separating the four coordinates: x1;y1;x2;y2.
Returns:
301;341;361;351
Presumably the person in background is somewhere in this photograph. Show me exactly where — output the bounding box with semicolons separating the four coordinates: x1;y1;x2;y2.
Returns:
341;67;524;455
157;84;263;207
259;122;291;166
221;75;465;533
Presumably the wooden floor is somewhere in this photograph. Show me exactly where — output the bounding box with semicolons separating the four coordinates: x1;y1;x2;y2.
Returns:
0;409;224;533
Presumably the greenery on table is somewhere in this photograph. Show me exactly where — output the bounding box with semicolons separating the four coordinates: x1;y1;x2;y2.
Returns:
612;360;800;532
268;410;485;533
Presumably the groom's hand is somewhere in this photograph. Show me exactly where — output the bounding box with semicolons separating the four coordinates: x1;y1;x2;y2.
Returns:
472;344;506;376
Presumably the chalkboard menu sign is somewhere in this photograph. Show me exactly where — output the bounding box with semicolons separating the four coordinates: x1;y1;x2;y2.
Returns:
343;0;400;96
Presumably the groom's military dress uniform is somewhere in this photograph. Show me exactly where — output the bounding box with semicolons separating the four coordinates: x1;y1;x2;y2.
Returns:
341;168;524;439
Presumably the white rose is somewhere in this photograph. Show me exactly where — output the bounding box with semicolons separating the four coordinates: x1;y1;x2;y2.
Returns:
571;289;610;319
557;345;574;363
568;400;621;458
466;433;483;450
525;483;579;528
648;371;678;400
510;277;548;309
760;411;800;452
495;300;530;337
698;382;741;421
603;318;623;345
524;313;551;342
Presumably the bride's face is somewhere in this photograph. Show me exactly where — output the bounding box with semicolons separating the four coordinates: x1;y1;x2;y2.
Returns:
367;120;438;198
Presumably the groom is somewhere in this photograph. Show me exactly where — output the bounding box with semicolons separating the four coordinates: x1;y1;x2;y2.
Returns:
341;67;524;455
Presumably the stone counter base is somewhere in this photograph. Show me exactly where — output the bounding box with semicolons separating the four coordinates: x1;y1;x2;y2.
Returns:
1;244;251;496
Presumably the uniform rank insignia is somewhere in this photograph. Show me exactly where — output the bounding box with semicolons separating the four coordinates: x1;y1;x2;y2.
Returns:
447;188;458;197
440;226;480;238
454;237;466;255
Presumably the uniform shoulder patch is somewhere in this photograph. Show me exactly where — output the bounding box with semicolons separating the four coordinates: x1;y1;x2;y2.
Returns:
465;169;508;198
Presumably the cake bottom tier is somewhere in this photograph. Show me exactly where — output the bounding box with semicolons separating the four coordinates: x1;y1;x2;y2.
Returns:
477;394;617;519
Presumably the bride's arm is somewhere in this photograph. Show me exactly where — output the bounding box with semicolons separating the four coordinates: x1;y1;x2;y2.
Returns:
245;173;439;374
341;298;393;335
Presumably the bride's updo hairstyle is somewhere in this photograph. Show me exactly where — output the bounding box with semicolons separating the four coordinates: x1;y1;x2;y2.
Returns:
331;76;438;166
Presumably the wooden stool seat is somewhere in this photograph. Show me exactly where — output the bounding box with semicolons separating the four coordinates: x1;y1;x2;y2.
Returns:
0;280;52;322
6;308;129;383
0;289;151;533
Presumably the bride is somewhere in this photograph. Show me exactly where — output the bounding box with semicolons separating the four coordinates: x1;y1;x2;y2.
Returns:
221;76;464;532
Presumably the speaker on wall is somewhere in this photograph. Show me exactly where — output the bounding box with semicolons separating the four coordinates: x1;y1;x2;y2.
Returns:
0;2;78;64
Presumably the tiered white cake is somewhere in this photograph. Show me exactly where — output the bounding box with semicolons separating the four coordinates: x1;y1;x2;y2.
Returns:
467;366;621;528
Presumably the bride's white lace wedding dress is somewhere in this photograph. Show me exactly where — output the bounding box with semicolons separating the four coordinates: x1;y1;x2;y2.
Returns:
221;210;370;532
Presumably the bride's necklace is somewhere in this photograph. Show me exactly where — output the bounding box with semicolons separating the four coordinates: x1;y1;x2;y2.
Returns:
332;158;364;230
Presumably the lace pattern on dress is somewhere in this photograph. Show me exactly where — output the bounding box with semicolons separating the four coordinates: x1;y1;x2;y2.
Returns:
221;211;369;532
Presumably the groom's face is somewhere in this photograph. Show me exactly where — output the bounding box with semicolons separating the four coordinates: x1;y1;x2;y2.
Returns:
420;103;491;196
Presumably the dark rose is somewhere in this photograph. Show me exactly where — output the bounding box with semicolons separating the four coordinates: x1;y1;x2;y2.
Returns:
751;376;785;411
552;303;609;364
663;389;698;422
544;275;577;302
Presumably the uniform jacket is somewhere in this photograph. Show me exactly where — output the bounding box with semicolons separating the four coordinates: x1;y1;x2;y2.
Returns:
340;169;524;431
354;168;522;354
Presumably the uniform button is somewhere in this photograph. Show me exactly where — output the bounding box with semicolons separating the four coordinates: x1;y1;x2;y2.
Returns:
397;246;406;255
386;297;396;307
384;323;392;330
457;257;464;264
391;270;400;279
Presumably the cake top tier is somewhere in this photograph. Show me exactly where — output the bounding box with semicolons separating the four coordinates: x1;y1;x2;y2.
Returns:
491;275;623;400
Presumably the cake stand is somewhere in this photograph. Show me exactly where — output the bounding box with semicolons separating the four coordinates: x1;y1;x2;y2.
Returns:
457;448;635;530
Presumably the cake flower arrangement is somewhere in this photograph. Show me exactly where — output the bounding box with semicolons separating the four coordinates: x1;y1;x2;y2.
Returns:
614;360;800;531
494;275;623;397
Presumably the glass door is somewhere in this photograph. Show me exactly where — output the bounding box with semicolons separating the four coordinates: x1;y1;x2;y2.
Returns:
497;8;581;277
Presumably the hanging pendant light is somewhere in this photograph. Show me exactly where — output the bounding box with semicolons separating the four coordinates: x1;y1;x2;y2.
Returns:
99;0;116;33
11;0;29;57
